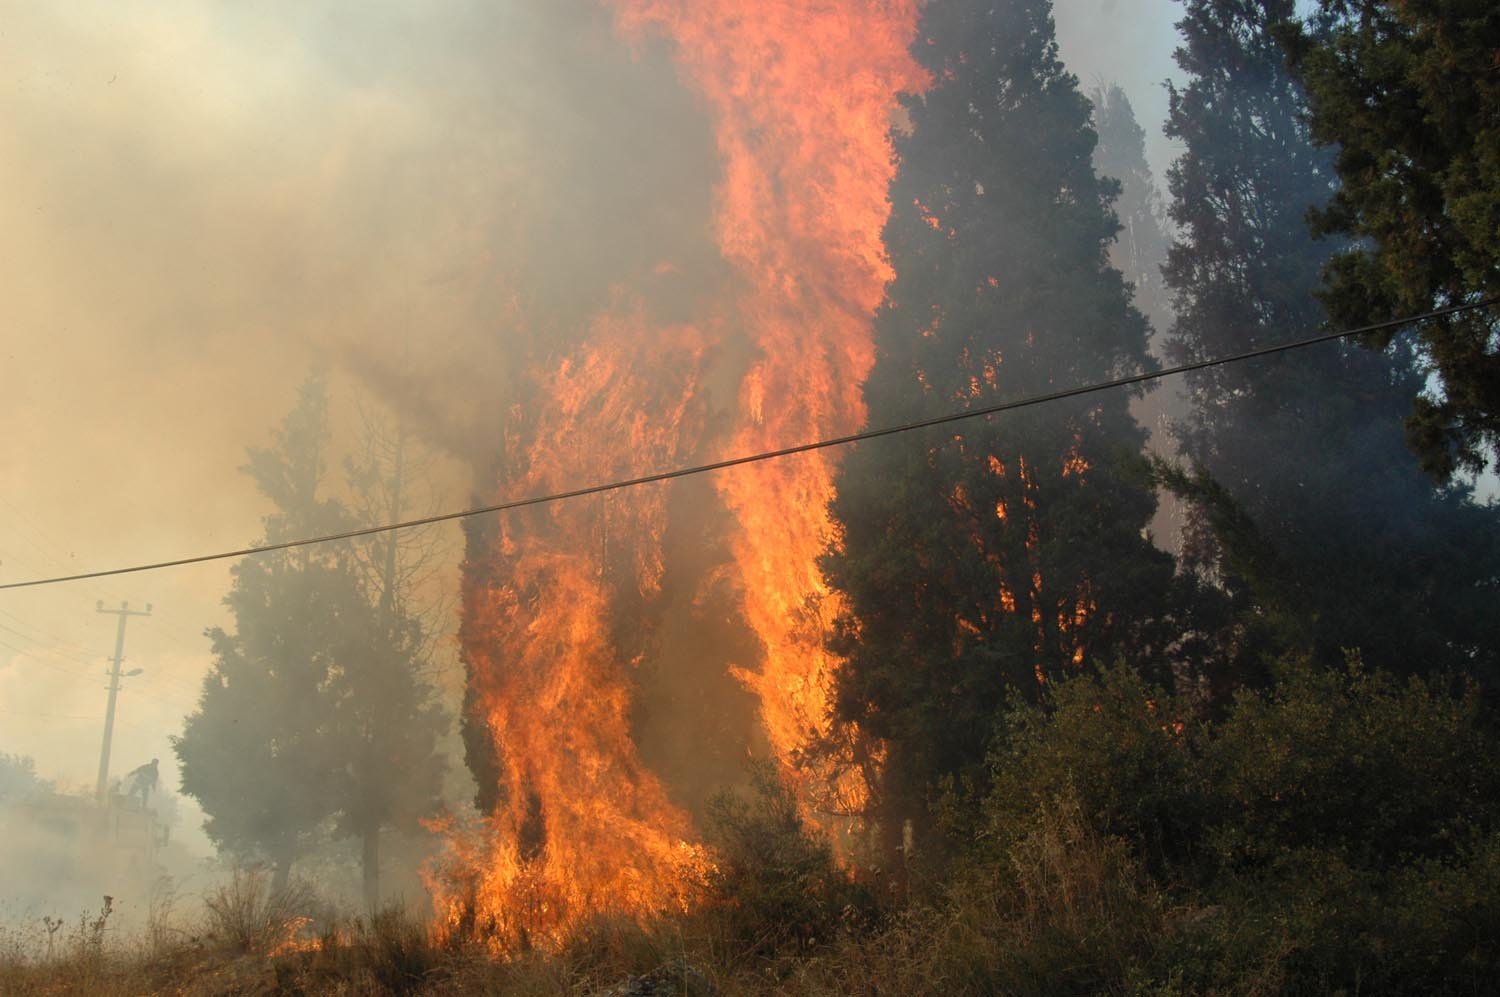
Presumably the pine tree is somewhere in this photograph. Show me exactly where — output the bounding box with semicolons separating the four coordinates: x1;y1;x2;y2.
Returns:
1285;0;1500;480
822;0;1182;832
1162;0;1500;684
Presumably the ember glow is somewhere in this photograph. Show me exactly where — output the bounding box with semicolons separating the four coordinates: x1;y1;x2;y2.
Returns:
434;1;924;945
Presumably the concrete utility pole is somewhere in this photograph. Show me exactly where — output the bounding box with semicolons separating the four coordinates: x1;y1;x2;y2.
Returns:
95;600;151;805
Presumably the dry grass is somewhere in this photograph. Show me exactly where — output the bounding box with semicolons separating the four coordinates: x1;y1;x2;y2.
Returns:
0;799;1168;996
0;885;724;996
200;868;319;956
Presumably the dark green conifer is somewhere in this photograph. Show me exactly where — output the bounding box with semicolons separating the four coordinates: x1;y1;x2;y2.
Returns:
823;0;1182;828
1287;0;1500;480
1162;0;1500;683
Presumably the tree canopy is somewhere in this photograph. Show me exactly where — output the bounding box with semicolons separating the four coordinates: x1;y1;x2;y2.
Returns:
822;0;1185;834
174;373;446;897
1286;0;1500;479
1161;0;1500;685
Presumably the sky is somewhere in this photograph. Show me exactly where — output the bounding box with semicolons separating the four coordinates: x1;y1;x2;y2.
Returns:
1055;0;1183;183
0;0;1188;854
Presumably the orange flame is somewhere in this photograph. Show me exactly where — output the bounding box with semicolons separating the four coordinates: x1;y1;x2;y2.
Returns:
437;305;713;948
610;0;924;815
439;0;924;948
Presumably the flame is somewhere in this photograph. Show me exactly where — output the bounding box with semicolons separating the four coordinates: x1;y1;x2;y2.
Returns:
610;0;924;814
439;0;924;948
438;304;713;948
988;444;1099;680
1061;431;1090;478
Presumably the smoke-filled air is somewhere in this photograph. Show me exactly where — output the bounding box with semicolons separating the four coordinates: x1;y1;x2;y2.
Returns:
3;1;1498;993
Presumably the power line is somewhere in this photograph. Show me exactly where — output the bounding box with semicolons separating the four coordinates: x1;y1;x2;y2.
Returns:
0;613;108;659
0;707;103;722
1;297;1494;593
2;492;224;648
0;636;197;712
0;617;201;703
0;637;96;681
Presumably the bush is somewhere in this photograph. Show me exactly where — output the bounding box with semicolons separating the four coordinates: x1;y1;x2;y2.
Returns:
1204;655;1499;870
701;761;868;962
1190;657;1500;992
984;662;1206;876
202;867;318;955
970;655;1500;993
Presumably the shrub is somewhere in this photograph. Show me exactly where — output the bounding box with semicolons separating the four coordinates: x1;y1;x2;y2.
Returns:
966;655;1500;993
1192;656;1500;992
701;761;868;962
984;662;1206;876
1204;655;1500;870
202;867;317;955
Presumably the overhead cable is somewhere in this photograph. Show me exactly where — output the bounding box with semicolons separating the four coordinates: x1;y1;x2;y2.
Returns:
2;297;1494;592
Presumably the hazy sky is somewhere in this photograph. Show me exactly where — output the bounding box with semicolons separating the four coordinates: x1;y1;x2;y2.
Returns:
0;0;1188;851
1055;0;1183;183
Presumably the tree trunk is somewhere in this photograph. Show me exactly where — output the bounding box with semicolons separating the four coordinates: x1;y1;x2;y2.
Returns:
362;823;380;912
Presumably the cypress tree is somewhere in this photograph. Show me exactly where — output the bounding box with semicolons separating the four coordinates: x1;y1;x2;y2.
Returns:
1092;83;1187;550
1287;0;1500;480
1162;0;1500;684
822;0;1182;829
175;374;448;895
1092;84;1172;330
175;374;357;889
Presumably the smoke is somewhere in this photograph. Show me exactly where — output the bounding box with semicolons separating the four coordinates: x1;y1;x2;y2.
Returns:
1053;0;1184;185
0;6;705;725
1;0;1191;927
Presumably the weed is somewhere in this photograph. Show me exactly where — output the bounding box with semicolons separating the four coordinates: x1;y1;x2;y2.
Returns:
202;866;317;955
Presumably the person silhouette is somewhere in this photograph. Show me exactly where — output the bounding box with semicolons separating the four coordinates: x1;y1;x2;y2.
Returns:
123;758;159;808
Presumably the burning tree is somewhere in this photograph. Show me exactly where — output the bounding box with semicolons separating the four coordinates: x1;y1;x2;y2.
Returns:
442;0;926;948
820;0;1185;838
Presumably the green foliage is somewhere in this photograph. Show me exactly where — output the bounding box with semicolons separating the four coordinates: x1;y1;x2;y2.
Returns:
174;372;446;892
822;0;1187;838
1180;659;1500;986
985;664;1204;876
972;656;1500;993
701;763;865;960
0;752;51;804
1286;0;1500;480
971;789;1165;994
1203;657;1498;871
1161;0;1500;684
5;668;1498;992
763;784;1173;995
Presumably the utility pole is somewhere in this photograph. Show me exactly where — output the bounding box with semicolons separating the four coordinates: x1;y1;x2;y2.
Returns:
95;600;151;805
